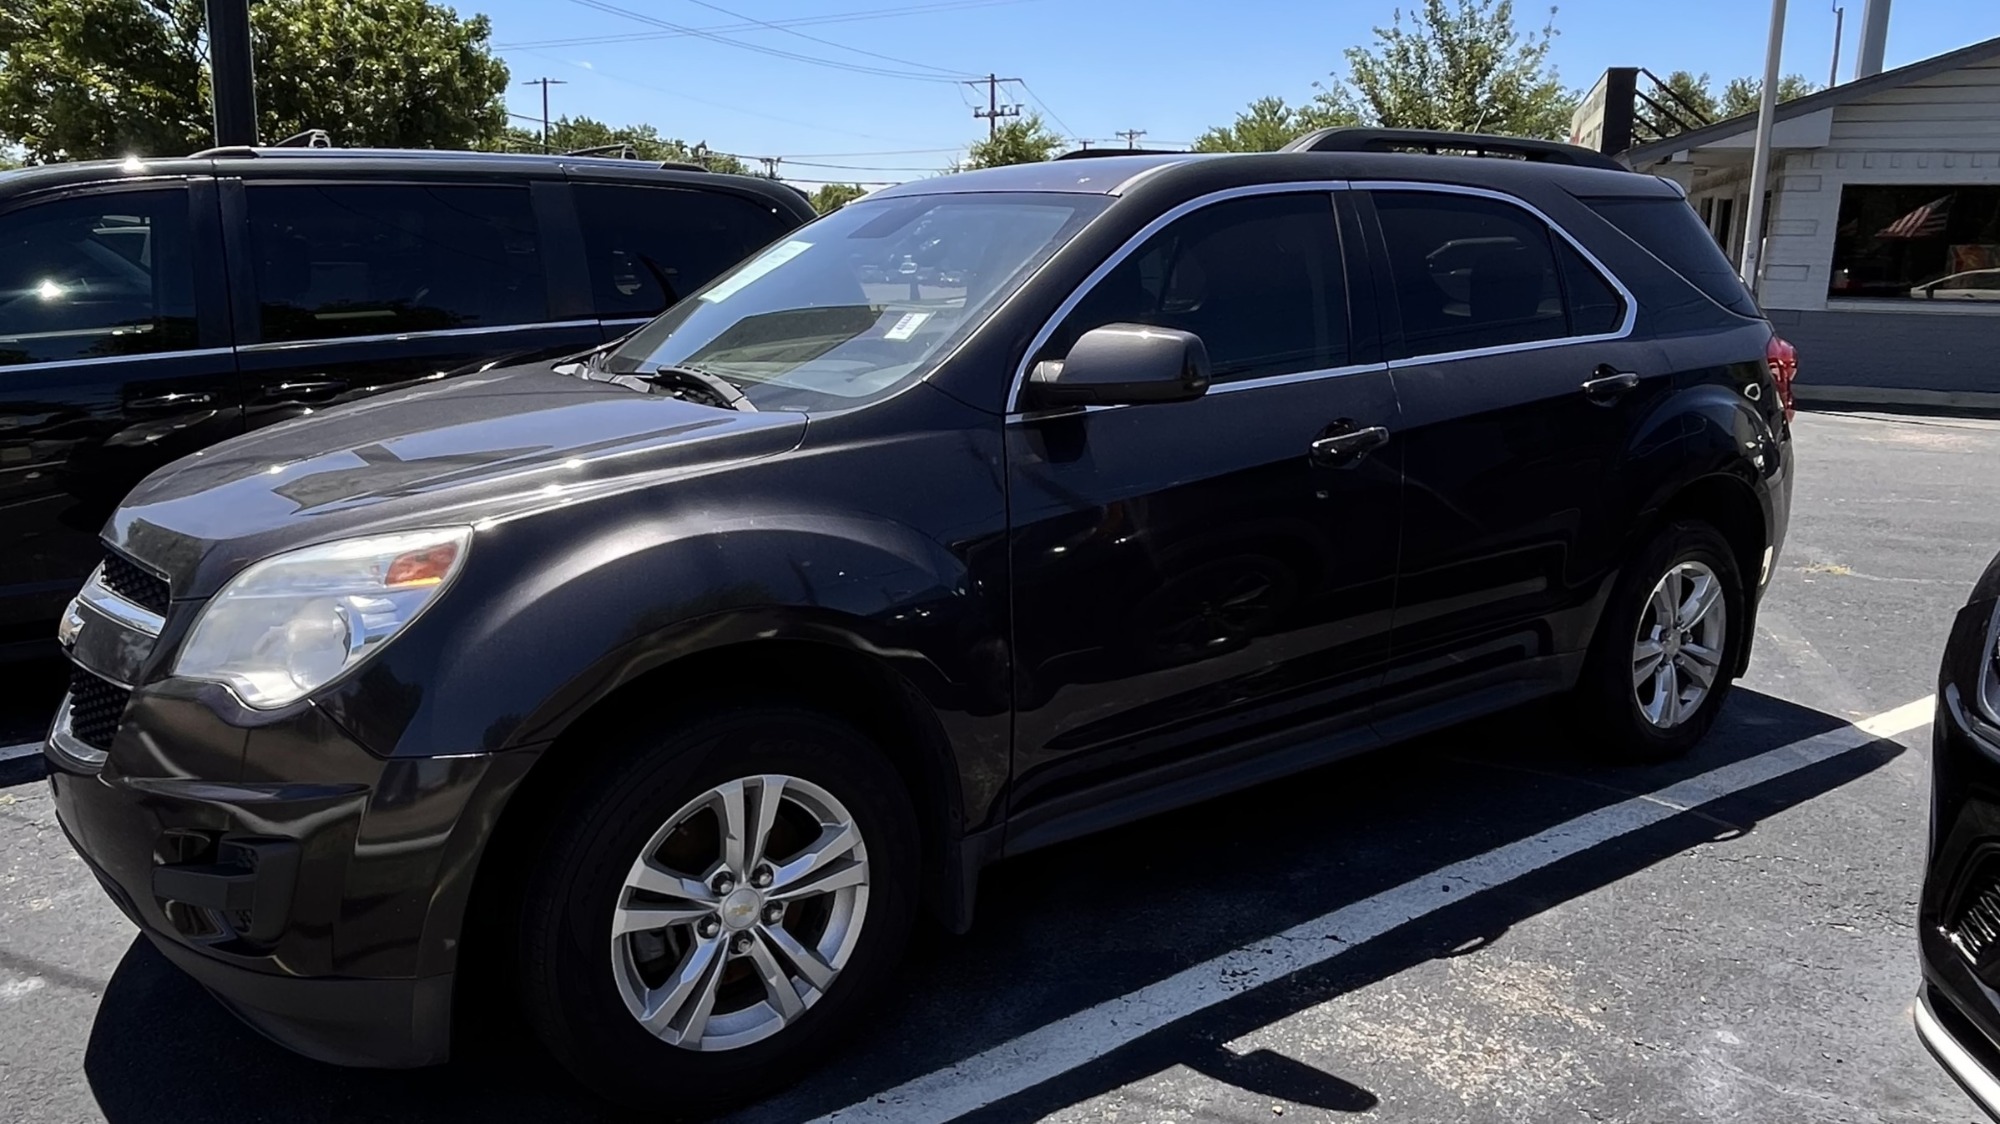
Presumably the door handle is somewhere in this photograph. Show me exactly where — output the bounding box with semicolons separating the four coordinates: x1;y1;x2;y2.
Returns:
262;378;348;402
129;391;215;410
1581;370;1641;404
1309;425;1391;466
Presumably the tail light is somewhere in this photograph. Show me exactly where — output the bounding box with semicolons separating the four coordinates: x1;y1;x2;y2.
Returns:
1766;335;1797;422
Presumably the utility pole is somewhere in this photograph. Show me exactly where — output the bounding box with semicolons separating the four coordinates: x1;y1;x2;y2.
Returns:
963;74;1021;138
204;0;257;147
1829;2;1846;87
523;78;568;152
1740;0;1788;297
1116;128;1147;150
758;156;782;178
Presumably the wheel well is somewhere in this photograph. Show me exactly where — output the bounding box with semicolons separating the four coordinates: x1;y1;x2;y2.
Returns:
1656;474;1767;593
452;639;960;1035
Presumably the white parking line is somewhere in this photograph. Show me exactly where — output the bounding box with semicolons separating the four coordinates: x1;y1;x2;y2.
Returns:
0;741;42;766
815;695;1938;1124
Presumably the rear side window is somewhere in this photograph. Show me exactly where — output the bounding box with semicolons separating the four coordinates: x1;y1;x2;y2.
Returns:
1582;195;1762;318
0;188;198;366
246;183;548;343
574;185;791;318
1556;238;1624;335
1045;192;1349;383
1373;191;1569;355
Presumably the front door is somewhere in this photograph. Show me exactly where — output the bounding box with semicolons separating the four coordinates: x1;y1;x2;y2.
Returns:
0;180;236;642
1004;189;1403;844
226;178;603;435
1356;185;1669;732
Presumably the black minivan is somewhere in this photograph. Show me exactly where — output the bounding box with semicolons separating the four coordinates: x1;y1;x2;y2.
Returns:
0;148;813;648
48;132;1794;1112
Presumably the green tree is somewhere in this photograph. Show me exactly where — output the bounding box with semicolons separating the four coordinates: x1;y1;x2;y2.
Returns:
1314;0;1576;140
1719;74;1818;118
964;112;1065;169
0;0;510;163
1192;95;1358;153
809;183;867;213
499;115;749;174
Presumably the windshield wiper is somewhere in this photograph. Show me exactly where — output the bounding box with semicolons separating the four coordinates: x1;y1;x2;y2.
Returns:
639;364;756;412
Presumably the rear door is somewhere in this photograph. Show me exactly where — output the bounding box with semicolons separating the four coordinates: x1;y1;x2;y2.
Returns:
0;179;235;640
567;180;800;339
1355;183;1666;734
226;176;603;433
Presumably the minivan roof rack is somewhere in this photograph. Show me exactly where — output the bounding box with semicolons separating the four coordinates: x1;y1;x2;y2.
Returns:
272;128;333;149
1281;127;1627;171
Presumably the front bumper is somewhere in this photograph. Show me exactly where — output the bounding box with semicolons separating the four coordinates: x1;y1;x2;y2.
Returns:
47;675;537;1068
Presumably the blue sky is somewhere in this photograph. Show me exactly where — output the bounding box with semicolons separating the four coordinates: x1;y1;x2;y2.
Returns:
481;0;1998;186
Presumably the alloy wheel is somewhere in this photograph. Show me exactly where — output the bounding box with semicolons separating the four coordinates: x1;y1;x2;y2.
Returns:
610;774;869;1052
1631;560;1728;729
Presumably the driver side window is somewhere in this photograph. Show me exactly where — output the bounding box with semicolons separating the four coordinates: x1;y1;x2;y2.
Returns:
1041;192;1350;384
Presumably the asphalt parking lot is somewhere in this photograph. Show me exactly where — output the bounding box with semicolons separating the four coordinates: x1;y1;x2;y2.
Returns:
1;407;1996;1123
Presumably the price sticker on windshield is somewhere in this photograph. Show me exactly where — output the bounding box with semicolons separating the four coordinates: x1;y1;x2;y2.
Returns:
700;240;813;304
883;311;931;340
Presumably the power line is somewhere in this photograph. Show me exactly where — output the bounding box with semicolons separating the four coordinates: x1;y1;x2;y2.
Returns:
674;0;977;79
567;0;968;84
496;0;1039;50
1012;79;1076;140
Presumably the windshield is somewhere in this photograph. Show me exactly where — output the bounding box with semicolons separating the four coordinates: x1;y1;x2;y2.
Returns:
603;191;1109;411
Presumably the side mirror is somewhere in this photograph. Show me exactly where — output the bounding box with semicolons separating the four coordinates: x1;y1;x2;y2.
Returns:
1023;324;1211;409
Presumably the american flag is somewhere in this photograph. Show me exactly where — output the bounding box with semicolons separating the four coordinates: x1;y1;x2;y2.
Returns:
1877;194;1953;239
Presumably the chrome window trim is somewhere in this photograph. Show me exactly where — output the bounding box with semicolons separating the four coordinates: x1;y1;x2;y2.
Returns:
1003;180;1353;414
77;566;165;637
601;316;655;328
1351;179;1640;368
237;318;598;354
0;346;235;376
1006;360;1394;424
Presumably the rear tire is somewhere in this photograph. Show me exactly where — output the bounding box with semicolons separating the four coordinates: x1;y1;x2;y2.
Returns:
1575;520;1744;762
515;707;919;1112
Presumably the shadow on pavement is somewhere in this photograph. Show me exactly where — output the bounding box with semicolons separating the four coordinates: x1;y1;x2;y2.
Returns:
82;688;1900;1123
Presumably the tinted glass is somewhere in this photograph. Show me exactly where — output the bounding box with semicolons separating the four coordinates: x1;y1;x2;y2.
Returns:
1555;238;1624;335
1375;192;1565;355
576;184;791;318
1584;195;1762;318
1827;185;2000;302
0;189;197;366
246;183;547;343
1045;192;1347;382
607;191;1109;411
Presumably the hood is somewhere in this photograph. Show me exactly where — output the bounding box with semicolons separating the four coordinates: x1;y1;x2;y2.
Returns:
107;364;805;598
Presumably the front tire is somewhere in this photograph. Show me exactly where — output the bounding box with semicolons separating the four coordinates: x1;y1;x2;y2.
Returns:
516;708;919;1112
1576;520;1745;761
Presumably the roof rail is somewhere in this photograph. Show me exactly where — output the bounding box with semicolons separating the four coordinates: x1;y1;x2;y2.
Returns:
273;128;333;149
1281;127;1628;171
1053;148;1188;160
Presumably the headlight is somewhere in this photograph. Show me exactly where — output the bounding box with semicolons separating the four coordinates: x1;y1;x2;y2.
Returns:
174;527;471;709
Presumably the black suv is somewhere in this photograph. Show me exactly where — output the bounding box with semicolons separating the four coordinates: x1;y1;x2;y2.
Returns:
46;131;1794;1110
0;147;813;648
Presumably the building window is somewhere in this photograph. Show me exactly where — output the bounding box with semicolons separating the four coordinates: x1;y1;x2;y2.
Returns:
1829;185;2000;302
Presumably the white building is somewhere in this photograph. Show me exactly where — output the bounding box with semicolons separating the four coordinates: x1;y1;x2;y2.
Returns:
1624;34;2000;408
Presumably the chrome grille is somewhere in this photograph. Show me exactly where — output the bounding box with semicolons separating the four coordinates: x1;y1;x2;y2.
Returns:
65;666;131;753
99;552;170;616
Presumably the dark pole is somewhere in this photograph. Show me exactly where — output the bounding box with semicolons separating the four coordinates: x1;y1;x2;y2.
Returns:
205;0;257;147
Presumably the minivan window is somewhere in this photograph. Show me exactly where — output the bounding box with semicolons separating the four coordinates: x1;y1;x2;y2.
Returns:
246;183;548;343
1374;191;1568;356
1583;195;1762;319
0;189;197;366
606;191;1110;411
575;184;791;319
1042;192;1349;383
